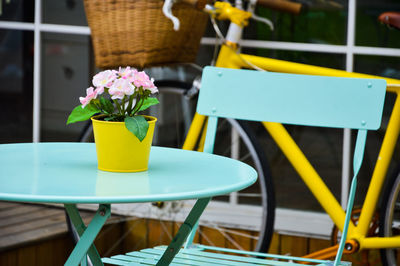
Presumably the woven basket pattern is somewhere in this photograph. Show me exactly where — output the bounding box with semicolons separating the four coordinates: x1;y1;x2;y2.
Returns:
84;0;208;69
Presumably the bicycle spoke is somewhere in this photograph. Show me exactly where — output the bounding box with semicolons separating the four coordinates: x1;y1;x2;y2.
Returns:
237;193;262;198
159;220;174;241
198;229;217;247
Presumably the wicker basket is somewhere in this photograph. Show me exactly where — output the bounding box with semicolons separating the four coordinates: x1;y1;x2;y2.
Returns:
83;0;208;69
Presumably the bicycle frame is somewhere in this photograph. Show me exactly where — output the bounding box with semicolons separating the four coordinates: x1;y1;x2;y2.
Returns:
183;43;400;252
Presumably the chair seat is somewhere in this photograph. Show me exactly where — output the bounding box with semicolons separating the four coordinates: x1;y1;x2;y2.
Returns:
102;246;351;265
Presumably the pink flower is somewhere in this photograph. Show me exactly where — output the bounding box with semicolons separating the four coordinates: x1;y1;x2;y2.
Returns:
133;71;158;94
79;87;97;108
118;66;138;82
92;70;116;89
95;86;104;95
108;78;135;100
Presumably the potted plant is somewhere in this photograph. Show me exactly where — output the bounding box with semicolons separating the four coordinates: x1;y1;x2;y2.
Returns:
67;67;159;172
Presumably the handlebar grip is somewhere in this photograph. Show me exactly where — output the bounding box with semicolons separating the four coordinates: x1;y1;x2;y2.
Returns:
180;0;209;10
378;12;400;30
257;0;302;15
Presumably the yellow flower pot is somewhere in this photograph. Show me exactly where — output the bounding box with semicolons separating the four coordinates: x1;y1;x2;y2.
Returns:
91;115;157;172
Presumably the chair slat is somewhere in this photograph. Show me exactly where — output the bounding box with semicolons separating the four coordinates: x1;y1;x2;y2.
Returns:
141;248;257;265
102;257;137;265
126;251;208;266
180;248;309;265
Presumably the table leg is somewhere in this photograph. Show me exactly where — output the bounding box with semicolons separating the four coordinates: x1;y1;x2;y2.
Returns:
156;197;211;265
81;257;88;266
64;204;111;266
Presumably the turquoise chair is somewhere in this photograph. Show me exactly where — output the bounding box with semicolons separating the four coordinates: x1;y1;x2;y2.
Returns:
103;66;386;265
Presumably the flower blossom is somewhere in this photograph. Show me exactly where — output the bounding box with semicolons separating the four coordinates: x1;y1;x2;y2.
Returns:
92;70;116;92
118;66;137;82
108;78;135;100
133;71;158;94
79;87;98;108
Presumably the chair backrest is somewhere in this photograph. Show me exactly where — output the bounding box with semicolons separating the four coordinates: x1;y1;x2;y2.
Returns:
198;66;386;131
195;66;386;263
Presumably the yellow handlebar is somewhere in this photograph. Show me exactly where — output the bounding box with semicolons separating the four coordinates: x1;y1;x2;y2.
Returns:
211;2;252;27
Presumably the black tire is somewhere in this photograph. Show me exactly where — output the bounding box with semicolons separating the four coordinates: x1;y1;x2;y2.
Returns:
379;164;400;266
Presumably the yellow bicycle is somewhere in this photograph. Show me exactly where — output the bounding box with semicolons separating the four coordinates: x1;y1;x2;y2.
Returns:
147;1;400;265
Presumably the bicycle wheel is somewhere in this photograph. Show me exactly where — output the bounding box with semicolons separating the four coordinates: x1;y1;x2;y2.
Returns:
146;80;275;252
379;164;400;265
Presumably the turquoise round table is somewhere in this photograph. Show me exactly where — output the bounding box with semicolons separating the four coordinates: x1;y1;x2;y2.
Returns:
0;143;257;265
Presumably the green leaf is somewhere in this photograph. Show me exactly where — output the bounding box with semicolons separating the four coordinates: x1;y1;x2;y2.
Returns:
138;97;159;112
67;103;100;124
100;97;114;114
124;116;149;142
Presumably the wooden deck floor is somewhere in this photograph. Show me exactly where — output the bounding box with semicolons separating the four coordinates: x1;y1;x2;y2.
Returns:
0;202;385;266
0;202;87;252
0;201;126;265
